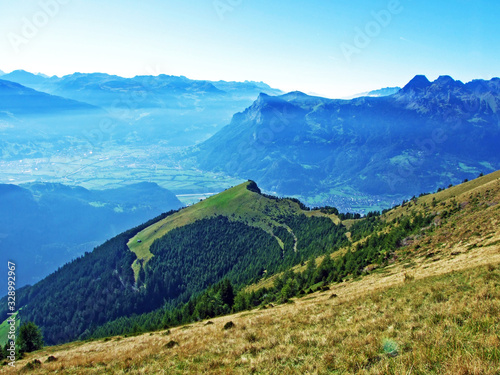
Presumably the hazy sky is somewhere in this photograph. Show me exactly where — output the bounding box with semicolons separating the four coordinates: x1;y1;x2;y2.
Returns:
1;0;499;98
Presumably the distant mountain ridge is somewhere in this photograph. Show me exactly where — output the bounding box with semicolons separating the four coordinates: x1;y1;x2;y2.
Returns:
0;182;183;289
1;70;282;104
0;78;116;162
1;70;283;147
0;79;99;115
344;86;401;99
194;75;500;211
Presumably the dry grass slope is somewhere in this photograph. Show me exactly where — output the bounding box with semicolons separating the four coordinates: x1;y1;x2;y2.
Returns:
6;262;499;374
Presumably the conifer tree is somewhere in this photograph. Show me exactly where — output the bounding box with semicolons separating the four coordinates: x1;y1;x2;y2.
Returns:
18;322;44;353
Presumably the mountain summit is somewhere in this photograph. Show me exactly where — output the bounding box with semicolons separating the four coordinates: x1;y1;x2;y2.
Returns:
401;74;431;93
194;75;500;210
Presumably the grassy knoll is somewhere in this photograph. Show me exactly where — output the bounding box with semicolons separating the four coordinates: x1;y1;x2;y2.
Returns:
128;182;339;279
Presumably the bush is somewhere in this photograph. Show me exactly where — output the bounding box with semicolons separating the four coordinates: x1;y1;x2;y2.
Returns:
22;359;42;371
18;322;44;353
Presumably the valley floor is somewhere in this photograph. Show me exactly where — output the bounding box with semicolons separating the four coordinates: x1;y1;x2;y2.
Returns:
6;237;500;374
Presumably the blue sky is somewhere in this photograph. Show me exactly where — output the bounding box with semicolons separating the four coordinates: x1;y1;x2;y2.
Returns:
0;0;499;98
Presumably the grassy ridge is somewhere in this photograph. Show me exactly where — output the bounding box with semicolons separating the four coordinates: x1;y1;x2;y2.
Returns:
127;181;339;278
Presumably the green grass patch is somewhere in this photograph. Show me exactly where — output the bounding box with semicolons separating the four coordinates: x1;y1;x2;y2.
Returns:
127;181;315;280
0;311;20;347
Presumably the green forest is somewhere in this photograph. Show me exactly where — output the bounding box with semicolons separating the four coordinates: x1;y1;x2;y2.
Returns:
86;209;436;339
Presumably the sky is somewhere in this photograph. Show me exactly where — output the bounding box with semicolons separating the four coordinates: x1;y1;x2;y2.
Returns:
0;0;499;98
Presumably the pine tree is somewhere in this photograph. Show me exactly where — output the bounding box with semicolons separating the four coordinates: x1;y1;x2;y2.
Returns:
305;256;317;283
219;280;235;308
233;292;249;312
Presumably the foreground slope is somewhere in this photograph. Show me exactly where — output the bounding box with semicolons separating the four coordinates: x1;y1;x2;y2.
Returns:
5;171;499;374
8;254;499;374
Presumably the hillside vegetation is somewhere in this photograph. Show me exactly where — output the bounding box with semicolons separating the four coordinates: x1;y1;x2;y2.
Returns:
4;171;499;374
127;181;338;278
1;181;346;345
247;170;500;293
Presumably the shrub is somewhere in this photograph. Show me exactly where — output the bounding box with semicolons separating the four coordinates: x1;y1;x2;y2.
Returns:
245;332;258;343
18;322;44;353
22;359;42;371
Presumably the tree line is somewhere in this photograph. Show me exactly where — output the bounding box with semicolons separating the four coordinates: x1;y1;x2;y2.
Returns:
87;211;435;339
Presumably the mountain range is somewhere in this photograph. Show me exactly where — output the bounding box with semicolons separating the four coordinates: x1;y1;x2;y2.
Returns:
1;70;282;147
0;182;182;290
4;71;497;213
344;86;401;99
1;70;499;372
193;75;500;211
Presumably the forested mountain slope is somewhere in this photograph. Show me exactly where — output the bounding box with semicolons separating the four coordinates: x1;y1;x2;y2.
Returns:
1;181;347;345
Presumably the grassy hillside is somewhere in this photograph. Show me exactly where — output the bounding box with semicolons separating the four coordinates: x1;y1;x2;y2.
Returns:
383;170;500;222
7;262;499;374
0;312;19;347
128;181;339;278
6;170;499;374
